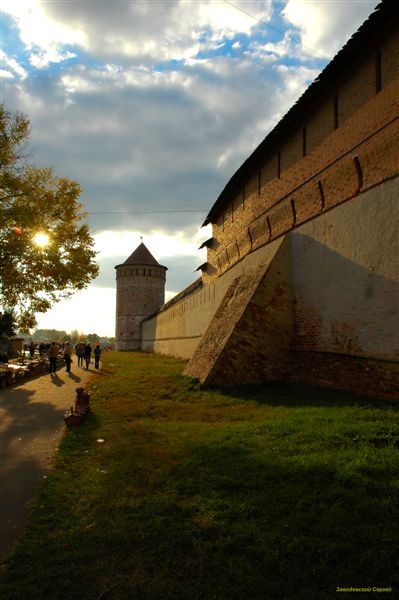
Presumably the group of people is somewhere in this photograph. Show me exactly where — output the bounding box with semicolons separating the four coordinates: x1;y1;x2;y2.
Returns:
26;341;73;359
48;341;102;374
74;342;102;370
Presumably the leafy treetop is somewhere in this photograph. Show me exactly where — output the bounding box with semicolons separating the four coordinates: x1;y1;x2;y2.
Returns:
0;309;15;338
0;105;99;331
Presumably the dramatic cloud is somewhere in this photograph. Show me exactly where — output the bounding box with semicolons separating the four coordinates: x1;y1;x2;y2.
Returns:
0;0;380;335
283;0;379;58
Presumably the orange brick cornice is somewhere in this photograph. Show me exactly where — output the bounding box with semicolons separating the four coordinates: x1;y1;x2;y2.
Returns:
210;80;399;279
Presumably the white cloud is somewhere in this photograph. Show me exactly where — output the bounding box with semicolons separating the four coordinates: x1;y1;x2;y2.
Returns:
250;31;301;60
0;0;86;68
0;50;27;79
198;0;272;39
2;0;272;66
283;0;380;59
2;0;378;69
0;69;14;79
29;50;76;70
276;64;320;94
94;228;209;260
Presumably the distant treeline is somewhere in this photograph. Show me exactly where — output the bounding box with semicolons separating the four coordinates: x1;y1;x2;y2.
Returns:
28;329;115;345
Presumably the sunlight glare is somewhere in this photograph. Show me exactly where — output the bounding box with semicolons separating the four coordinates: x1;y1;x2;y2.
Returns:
33;232;50;247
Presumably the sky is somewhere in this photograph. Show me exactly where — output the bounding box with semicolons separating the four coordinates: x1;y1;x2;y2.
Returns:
0;0;380;337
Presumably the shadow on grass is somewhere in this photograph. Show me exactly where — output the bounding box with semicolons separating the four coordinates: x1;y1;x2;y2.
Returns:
205;380;398;411
2;422;399;600
0;386;69;564
1;350;398;599
60;409;103;449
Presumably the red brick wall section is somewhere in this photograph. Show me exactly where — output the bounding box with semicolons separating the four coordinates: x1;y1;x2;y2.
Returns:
207;45;399;279
293;181;322;225
339;55;376;122
184;237;292;386
292;303;322;352
183;272;264;383
208;253;292;385
360;121;399;189
209;113;399;278
290;351;399;401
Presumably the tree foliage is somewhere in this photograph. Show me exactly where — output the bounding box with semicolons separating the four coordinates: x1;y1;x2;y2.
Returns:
30;328;113;345
0;309;15;338
67;329;85;344
0;105;99;331
30;328;68;342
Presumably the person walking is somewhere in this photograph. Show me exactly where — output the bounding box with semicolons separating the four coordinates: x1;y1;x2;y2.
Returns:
94;343;101;369
63;342;73;373
48;341;60;374
84;343;92;370
75;342;85;367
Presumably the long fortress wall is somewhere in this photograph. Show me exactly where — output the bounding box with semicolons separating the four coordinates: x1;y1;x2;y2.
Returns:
140;5;399;399
141;240;284;358
142;174;398;399
289;179;398;398
205;48;398;281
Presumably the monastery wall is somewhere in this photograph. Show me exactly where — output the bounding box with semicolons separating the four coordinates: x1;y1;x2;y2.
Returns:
182;179;399;398
288;177;399;398
136;9;399;398
183;237;293;385
141;282;213;358
141;240;283;359
142;172;398;398
291;179;398;359
205;26;399;282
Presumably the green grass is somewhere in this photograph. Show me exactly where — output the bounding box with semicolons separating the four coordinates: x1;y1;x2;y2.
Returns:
1;351;399;599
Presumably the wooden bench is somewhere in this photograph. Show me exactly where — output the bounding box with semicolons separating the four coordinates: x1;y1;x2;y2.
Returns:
64;387;91;427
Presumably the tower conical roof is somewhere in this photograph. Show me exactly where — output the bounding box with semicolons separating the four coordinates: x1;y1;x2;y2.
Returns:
123;242;159;265
113;241;167;269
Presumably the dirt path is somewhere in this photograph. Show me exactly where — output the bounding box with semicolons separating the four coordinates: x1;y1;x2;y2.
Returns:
0;363;97;564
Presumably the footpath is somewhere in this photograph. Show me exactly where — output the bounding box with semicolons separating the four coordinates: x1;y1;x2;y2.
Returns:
0;362;95;564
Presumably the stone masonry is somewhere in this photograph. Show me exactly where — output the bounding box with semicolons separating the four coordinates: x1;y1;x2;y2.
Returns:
115;243;167;351
122;1;399;399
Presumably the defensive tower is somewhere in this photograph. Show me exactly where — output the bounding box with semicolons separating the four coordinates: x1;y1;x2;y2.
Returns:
115;242;167;351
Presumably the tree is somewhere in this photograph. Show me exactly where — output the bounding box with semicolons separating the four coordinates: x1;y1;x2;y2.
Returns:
0;309;15;337
30;328;67;342
68;329;85;345
86;333;100;343
0;105;99;331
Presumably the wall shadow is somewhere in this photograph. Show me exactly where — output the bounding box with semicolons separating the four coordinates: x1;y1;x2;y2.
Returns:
290;233;398;357
213;380;399;410
1;427;398;599
0;383;72;563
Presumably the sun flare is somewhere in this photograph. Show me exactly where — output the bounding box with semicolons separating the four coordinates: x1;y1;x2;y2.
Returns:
33;232;50;247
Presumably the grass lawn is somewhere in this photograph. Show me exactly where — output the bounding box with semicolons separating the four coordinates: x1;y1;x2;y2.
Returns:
0;351;398;599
